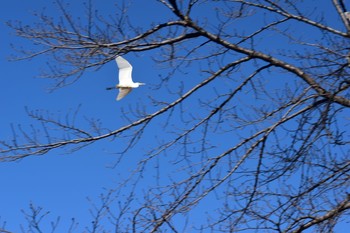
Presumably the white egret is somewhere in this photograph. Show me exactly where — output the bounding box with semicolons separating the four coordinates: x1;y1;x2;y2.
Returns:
107;56;145;100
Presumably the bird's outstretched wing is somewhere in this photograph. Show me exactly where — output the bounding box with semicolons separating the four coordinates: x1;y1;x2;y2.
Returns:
115;56;133;85
117;87;132;101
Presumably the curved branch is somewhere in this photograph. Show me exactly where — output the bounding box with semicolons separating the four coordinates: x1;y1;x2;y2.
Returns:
234;0;348;37
183;17;350;107
0;58;243;161
291;194;350;233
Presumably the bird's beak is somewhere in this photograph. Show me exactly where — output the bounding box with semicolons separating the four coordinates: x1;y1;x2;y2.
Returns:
140;83;146;85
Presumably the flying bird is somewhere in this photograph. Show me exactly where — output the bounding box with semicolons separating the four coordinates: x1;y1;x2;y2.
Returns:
107;56;145;100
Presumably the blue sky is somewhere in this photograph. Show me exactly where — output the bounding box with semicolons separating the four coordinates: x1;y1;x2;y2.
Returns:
1;0;350;232
1;1;209;231
1;1;157;231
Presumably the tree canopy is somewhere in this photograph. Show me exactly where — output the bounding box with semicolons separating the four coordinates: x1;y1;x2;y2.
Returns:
2;0;350;232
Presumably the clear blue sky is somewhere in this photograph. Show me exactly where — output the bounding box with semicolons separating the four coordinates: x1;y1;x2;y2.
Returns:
1;0;349;232
0;1;164;231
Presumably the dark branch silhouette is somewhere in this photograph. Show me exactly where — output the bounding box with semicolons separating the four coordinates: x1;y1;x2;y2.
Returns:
2;0;350;232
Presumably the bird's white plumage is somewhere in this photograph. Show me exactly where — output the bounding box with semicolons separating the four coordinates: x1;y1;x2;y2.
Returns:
117;87;132;101
114;56;145;101
116;56;133;86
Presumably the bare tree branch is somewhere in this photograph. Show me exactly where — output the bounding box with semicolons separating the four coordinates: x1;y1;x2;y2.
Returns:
3;0;350;232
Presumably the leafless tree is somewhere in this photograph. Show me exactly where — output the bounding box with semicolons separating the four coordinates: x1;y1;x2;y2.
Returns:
2;0;350;232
